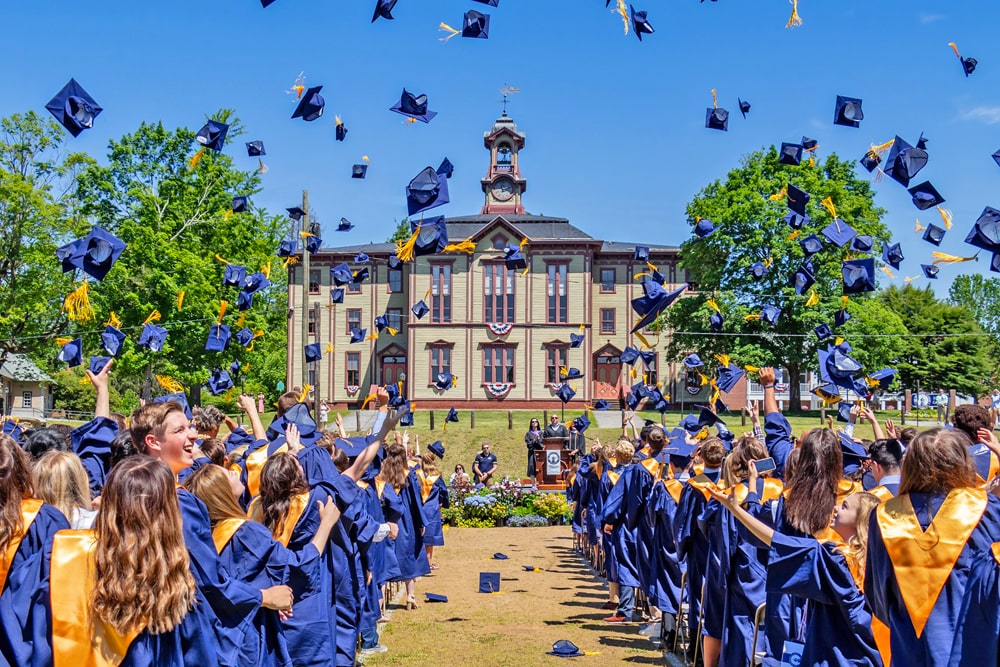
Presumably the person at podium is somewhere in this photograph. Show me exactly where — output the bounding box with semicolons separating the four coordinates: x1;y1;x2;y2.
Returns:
544;414;569;439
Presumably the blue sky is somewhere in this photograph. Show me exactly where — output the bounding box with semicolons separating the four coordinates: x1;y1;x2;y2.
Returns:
5;0;1000;295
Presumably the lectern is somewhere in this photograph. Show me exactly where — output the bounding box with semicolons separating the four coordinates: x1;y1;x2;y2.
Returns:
536;437;571;488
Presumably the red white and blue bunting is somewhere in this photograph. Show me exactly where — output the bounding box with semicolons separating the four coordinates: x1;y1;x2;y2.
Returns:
346;385;360;395
486;383;512;398
487;323;513;336
549;383;564;392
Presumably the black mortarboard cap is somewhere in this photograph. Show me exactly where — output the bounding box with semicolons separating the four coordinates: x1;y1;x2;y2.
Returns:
388;254;403;270
223;264;247;287
304;343;322;363
504;246;527;270
372;0;397;22
867;368;897;390
834;308;851;328
138;324;167;352
330;288;345;304
923;223;946;246
786;184;810;216
331;264;352;286
406;167;450;216
697;406;725;429
352;164;368;179
799;234;823;257
57;239;82;273
851;235;874;253
842;258;876;294
352;267;370;284
101;325;126;357
814;323;833;340
305;235;322;254
630;283;686;333
884;136;928;187
243;272;271;295
965;207;1000;252
205;324;231;352
58;338;83;367
802;136;819;151
445;407;459;423
716;363;745;393
462;10;490;38
822;220;857;248
88;356;111;375
408;216;449;256
292;86;325;122
479;572;501;593
572;414;591;433
231;196;248;213
556;384;576;403
428;441;445;458
71;227;127;281
860;149;882;173
390;89;438;123
705;107;728;131
738;98;751;118
350;328;366;344
922;264;939;279
206;369;234;396
791;261;815;295
195;120;229;152
882;242;904;269
46;79;102;137
570;332;585;349
709;311;724;333
561;367;584;381
287;207;306;221
547;640;585;658
246;140;265;157
425;592;448;603
630;5;655;41
278;239;297;257
909;181;944;210
374;314;390;333
154;392;192;420
412;300;430;319
436;157;454;179
634;246;650;262
335;120;348;142
833;95;864;128
779;142;803;166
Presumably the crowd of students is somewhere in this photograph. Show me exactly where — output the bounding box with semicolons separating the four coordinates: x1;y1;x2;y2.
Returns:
0;359;451;666
566;366;1000;666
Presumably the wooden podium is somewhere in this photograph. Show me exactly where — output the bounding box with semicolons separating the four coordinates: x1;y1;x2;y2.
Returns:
536;437;572;489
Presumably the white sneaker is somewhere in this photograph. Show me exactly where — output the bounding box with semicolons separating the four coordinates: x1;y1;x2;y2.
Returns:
360;645;389;656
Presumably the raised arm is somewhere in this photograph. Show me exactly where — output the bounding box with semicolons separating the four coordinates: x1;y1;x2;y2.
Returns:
759;367;779;417
238;393;266;441
85;358;113;419
706;483;774;547
343;400;403;482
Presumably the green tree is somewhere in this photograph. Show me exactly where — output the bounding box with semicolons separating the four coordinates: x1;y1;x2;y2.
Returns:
950;273;1000;336
73;111;289;405
880;284;993;397
386;217;410;243
0;111;94;362
662;148;897;410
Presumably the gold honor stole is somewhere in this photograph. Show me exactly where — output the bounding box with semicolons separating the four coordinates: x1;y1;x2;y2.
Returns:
375;479;387;499
870;485;895;502
836;479;863;505
729;478;784;506
607;469;622;487
567;473;577;488
0;498;43;591
248;492;309;547
639;457;663;480
212;519;247;554
687;474;718;501
417;471;440;503
245;443;288;498
876;488;988;638
663;479;685;504
51;530;142;667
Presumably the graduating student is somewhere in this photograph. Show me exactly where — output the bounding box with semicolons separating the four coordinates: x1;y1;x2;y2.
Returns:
952;404;999;486
578;441;610;589
597;439;632;619
867;439;903;501
417;450;449;570
759;368;794;479
380;440;430;609
866;428;1000;665
601;438;642;623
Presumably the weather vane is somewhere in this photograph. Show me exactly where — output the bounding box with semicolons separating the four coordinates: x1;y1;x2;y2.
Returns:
499;82;521;116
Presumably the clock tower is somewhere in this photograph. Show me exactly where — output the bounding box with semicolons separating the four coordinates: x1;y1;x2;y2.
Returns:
481;111;527;215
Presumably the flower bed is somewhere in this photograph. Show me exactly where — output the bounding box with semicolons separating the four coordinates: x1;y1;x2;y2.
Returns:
442;478;574;528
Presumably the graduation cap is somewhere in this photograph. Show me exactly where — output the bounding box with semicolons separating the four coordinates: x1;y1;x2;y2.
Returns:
229;196;248;214
479;572;501;593
760;305;781;326
522;565;543;572
425;592;448;603
58;338;83;367
278;239;297;257
138;324;167;352
556;384;576;403
836;403;855;423
666;438;698;466
860;148;882;173
838;432;870;475
683;353;704;368
820;346;863;390
923;223;946;246
304;343;322;363
56;239;82;273
352;164;368;179
398;400;415;427
331;264;352;286
100;325;126;357
574;415;594;431
779;142;803;166
716;363;745;393
305;235;322;254
235;327;256;348
709;310;724;333
833;95;864;128
405;216;449;257
949;42;978;76
791;261;815;295
390;89;438;123
65;227;127;281
851;235;873;253
222;264;247;288
842;258;876;294
292;86;325;122
814;323;833;340
435;372;456;390
88;356;111;375
267;403;319;445
205;324;231;352
335;119;348;142
327;288;344;305
884;136;928;187
206;369;234;396
867;368;897;390
909;181;944;210
372;0;397;21
406;167;450;216
195;120;229;151
992;253;1000;273
387;254;403;270
630;282;686;333
492;552;508;560
811;383;841;404
786;184;810;216
437;157;454;178
738;98;751;118
799;234;823;257
243;272;271;296
634;246;650;262
630;5;655;41
154;392;192;420
834;308;851;328
473;0;499;5
246;140;265;157
697;406;725;429
445;407;459;424
461;9;490;38
695;219;716;238
922;264;940;279
428;441;445;458
412;300;430;319
705;107;728;131
882;242;905;269
965;207;1000;253
801;136;820;151
570;332;585;349
373;314;391;334
620;346;640;365
504;246;527;270
286;207;306;221
560;367;584;381
1;419;23;444
70;417;118;463
822;220;857;248
46;78;102;137
784;211;809;230
593;399;609;410
355;252;370;264
349;328;366;344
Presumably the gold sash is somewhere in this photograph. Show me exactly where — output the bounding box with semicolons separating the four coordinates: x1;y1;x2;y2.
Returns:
837;478;863;505
663;478;685;504
567;473;576;488
417;471;440;503
729;478;784;505
211;519;246;554
51;530;141;667
249;492;309;547
876;488;987;638
245;443;288;498
0;498;42;591
870;485;895;502
375;479;387;499
639;457;663;480
607;469;622;487
992;542;1000;566
688;474;718;501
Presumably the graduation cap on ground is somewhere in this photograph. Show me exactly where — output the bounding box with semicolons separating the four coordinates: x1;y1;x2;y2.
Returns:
884;136;928;187
352;164;368;179
630;282;686;333
695;219;716;238
428;441;445;458
522;565;544;572
822;220;857;248
335;118;348;141
965;207;1000;253
814;323;833;340
331;264;352;286
287;207;306;221
412;300;430;319
842;258;876;294
705;107;728;131
205;324;231;352
406;167;450;216
195;120;229;151
683;353;704;368
716;363;745;393
100;325;126;357
206;369;234;396
425;593;448;603
350;328;366;344
560;368;584;381
923;223;946;246
462;10;490;38
223;264;247;287
292;86;325;122
556;384;576;403
851;235;873;253
138;324;167;352
786;184;810;216
437;157;454;178
922;264;940;279
504;246;527;270
154;392;192;420
479;572;501;593
738;98;751;118
46;78;102;137
620;347;639;365
593;399;609;410
779;142;803;166
799;234;823;257
630;5;655;41
304;343;322;363
65;227;127;281
909;181;944;210
791;261;815;295
390;89;438;123
88;356;111;375
492;552;508;560
372;0;397;21
882;242;904;269
760;305;781;326
833;95;864;128
570;332;585;349
246;141;265;157
435;372;456;390
58;338;83;367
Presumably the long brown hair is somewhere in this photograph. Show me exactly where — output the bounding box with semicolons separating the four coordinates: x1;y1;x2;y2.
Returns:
421;452;442;477
258;453;309;537
92;457;195;635
724;435;767;486
31;450;91;522
844;492;881;586
0;434;32;555
899;428;978;495
785;428;841;535
182;465;246;524
378;442;410;491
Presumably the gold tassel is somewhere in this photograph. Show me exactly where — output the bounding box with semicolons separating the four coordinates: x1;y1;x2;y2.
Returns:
633;271;651;280
842;296;849;309
258;158;268;174
706;298;721;313
769;187;787;202
424;288;432;300
177;290;185;311
396;223;422;263
711;89;718;109
63;281;95;323
217;300;228;323
881;266;895;279
914;219;926;233
224;210;233;220
236;312;246;328
787;230;800;241
904;275;919;284
520;266;530;277
326;342;334;353
366;331;379;341
143;310;161;326
443;238;476;254
156;375;185;393
786;0;802;28
630;367;637;379
714;354;730;367
215;254;232;265
283;255;299;268
744;365;760;373
520;237;529;251
262;261;272;280
386;327;398;337
932;250;980;265
363;155;370;165
835;336;845;346
744;314;761;321
948;42;962;59
188;148;205;169
297;385;312;403
937;206;953;230
105;311;122;329
615;0;628;34
699;373;710;386
805;290;819;307
299;230;315;239
820;196;837;219
634;331;653;349
55;336;73;347
360;394;376;410
438;22;460;41
808;155;816;167
288;71;306;99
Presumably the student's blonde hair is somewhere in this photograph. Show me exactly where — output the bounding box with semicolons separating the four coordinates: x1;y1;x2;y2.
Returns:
31;450;92;522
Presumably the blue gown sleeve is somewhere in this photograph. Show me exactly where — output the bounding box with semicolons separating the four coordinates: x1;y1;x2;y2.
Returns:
863;510;892;626
764;413;793;480
766;532;852;606
382;485;404;523
71;416;117;499
436;477;450;508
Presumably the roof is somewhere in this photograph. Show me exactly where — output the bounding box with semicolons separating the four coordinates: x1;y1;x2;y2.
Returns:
0;354;53;383
600;240;680;253
319;241;396;255
445;214;593;241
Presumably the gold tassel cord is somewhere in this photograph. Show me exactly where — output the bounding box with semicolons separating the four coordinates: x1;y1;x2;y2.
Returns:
520;237;529;251
217;300;228;324
881;266;896;279
820;196;842;233
363;155;370;165
614;0;628;35
937;206;953;230
706;298;721;313
224;210;233;220
325;342;334;354
905;275;919;284
744;365;760;373
438;22;461;42
769;187;787;202
786;0;802;28
948;42;962;59
63;281;95;323
744;314;761;321
258;158;268;174
287;72;306;99
156;375;185;394
187;148;205;170
143;310;161;326
55;336;73;347
262;261;272;280
177;290;185;311
634;331;653;349
915;219;926;233
215;254;232;265
105;311;122;329
931;251;980;265
236;312;246;328
396;223;422;263
443;238;476;254
805;290;820;307
714;354;730;367
297;385;312;403
711;89;718;109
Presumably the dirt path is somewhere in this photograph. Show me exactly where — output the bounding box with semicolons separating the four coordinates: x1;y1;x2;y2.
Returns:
367;526;673;666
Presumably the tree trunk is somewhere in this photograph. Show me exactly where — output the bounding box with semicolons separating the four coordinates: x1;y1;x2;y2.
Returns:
142;363;153;402
787;361;802;413
189;383;202;408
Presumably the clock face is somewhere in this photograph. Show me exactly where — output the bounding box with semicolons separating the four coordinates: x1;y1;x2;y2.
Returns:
492;178;514;201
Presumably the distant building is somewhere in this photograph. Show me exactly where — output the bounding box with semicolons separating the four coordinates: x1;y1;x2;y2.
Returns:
1;353;53;420
288;112;700;409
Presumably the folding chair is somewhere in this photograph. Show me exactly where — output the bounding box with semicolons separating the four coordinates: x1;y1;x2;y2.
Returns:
750;602;767;667
691;582;706;667
673;570;688;655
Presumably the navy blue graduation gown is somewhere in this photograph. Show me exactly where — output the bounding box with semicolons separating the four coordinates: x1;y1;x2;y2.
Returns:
421;476;448;548
390;471;430;581
71;416;116;499
601;462;644;589
598;464;623;583
120;595;220;666
0;504;68;667
699;497;727;639
647;479;684;614
377;483;403;585
764;412;794;480
949;545;1000;666
674;470;720;642
866;492;1000;666
578;454;601;545
767;532;882;666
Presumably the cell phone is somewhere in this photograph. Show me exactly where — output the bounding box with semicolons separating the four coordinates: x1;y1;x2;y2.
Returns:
752;457;776;474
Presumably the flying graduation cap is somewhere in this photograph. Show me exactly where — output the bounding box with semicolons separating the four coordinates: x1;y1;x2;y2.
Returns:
923;223;946;246
206;369;234;396
195;120;229;152
390;89;438;123
948;42;978;77
292;86;325;122
412;300;430;319
64;227;127;281
630;5;655;40
372;0;397;22
460;10;490;38
965;207;1000;253
738;98;751;118
58;338;83;367
101;326;127;357
335;117;348;141
437;157;454;178
46;79;102;137
406;167;450;215
833;95;864;128
842;258;876;294
883;136;928;187
882;242;905;269
908;182;945;210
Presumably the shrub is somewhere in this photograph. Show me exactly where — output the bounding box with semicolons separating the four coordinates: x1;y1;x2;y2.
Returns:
530;493;573;524
508;514;548;528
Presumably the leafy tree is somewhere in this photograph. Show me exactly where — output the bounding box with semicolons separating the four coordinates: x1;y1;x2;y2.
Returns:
879;284;993;397
73;111;289;405
662;148;897;410
950;273;1000;337
386;217;410;243
0;112;94;362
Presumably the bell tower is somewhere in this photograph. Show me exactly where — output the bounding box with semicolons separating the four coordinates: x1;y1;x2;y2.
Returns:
481;110;527;215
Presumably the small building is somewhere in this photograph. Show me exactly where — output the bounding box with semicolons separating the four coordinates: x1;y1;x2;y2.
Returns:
0;353;53;420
